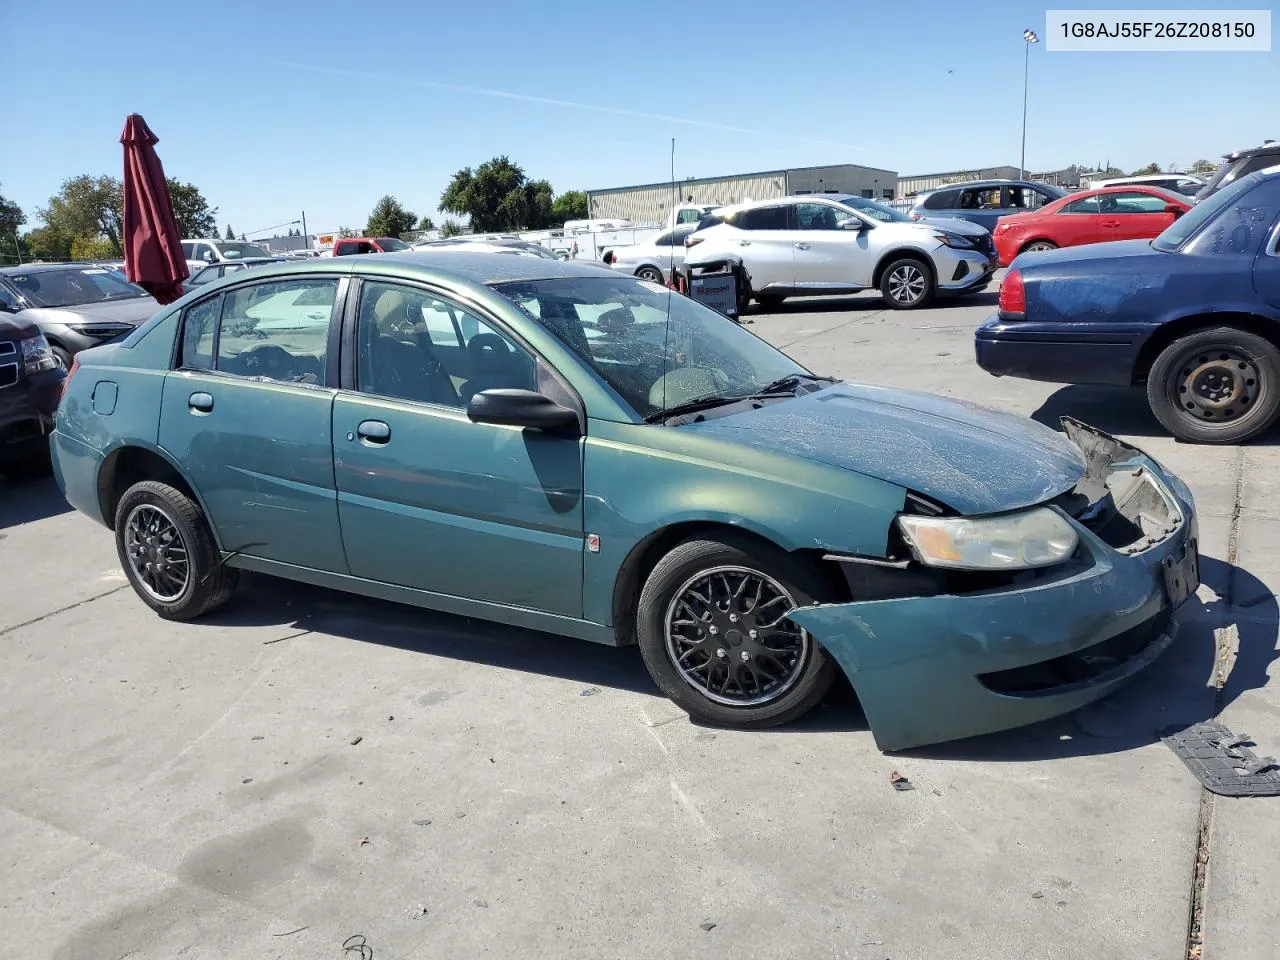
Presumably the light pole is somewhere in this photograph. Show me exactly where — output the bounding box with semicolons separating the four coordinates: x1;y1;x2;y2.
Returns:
1020;28;1039;179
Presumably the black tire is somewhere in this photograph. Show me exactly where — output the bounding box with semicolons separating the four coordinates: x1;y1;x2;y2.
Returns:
755;294;785;312
1146;326;1280;444
51;345;73;370
636;533;838;728
1020;239;1058;255
113;480;238;620
879;256;935;309
635;265;665;284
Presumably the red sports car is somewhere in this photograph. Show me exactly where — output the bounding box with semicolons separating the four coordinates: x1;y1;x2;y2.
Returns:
993;185;1191;266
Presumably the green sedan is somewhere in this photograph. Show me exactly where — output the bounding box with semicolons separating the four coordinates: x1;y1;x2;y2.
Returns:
51;253;1199;750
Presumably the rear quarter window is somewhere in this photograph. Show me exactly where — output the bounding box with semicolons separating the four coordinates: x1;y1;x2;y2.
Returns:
922;190;958;209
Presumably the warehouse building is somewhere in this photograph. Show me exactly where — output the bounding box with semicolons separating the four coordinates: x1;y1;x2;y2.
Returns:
587;163;899;223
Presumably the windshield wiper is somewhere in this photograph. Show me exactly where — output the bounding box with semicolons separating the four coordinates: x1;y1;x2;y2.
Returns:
751;373;839;396
644;393;751;423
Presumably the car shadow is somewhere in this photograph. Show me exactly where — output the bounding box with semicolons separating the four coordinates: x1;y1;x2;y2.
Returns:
751;296;884;317
1032;384;1280;445
0;475;72;529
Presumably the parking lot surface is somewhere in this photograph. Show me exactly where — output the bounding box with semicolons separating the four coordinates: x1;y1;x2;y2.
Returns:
2;287;1277;960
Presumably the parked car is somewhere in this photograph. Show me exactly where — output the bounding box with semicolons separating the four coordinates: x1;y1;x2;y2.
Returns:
0;309;65;478
412;238;561;260
49;252;1198;749
686;194;997;310
828;194;996;259
0;264;158;368
181;239;273;273
605;224;696;283
975;165;1280;443
1087;174;1206;197
331;236;414;256
185;257;287;289
1195;140;1280;202
908;179;1068;231
992;186;1190;266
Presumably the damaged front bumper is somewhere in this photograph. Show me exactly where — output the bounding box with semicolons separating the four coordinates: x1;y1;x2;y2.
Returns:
790;419;1198;752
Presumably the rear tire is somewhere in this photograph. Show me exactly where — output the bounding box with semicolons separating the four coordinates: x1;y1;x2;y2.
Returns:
635;534;837;728
879;257;935;309
635;265;665;284
51;345;73;370
1146;326;1280;444
114;480;238;620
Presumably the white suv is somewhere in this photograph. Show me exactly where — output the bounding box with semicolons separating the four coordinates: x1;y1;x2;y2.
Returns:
181;238;273;274
685;195;996;310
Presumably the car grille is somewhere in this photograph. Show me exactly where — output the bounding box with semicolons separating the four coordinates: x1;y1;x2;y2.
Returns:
973;234;995;257
0;341;16;389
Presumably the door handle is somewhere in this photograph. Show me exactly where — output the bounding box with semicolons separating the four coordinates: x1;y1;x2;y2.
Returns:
188;392;214;414
794;243;810;250
735;240;751;246
1101;220;1121;228
356;420;391;444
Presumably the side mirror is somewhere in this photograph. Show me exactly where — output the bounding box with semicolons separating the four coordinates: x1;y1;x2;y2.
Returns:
1164;203;1184;218
839;218;867;231
467;388;580;435
202;251;215;262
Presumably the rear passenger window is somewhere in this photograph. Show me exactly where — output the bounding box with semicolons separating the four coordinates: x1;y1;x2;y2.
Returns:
215;278;338;383
737;206;791;230
180;296;220;370
958;187;1003;210
922;190;958;210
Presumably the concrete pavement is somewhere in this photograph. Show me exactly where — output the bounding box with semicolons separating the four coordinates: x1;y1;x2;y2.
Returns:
1;289;1276;959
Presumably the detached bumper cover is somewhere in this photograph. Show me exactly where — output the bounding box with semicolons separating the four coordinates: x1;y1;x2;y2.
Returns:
789;423;1197;752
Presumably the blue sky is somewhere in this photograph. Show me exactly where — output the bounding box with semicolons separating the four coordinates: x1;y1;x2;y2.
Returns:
2;0;1273;238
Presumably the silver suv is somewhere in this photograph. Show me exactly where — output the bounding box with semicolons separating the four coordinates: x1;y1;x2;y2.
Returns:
685;195;996;310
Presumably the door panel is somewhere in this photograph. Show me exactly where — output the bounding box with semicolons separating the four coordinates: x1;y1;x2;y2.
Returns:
159;372;345;569
334;280;585;617
730;205;795;291
1053;195;1104;247
791;202;867;287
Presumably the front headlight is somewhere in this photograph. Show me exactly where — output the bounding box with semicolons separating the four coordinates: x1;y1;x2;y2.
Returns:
20;333;60;373
934;232;976;249
897;507;1078;570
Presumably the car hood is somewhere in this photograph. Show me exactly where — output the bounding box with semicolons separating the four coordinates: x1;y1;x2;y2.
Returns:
914;215;989;237
681;383;1086;515
19;298;158;327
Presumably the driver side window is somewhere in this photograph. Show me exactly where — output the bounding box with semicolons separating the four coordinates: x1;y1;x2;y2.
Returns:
212;277;338;383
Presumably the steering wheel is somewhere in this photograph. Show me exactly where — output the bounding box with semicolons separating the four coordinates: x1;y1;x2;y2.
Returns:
240;344;295;379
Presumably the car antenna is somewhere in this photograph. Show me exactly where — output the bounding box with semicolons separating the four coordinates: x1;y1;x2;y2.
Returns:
661;137;679;418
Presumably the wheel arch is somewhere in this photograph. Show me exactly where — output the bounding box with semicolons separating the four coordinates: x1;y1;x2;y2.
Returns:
609;520;851;646
1017;238;1057;254
872;248;935;289
1131;312;1280;385
96;443;211;538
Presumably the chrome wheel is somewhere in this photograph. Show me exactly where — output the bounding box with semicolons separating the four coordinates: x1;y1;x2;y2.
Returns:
635;266;665;284
664;565;810;707
1024;241;1057;253
1167;347;1262;425
124;503;190;602
887;263;927;304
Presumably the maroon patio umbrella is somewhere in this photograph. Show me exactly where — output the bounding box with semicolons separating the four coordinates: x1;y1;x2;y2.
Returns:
120;114;189;304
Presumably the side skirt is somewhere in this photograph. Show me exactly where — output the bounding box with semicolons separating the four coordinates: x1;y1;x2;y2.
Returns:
226;554;620;646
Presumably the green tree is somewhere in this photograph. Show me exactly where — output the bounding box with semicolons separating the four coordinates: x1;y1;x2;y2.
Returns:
1189;158;1218;174
70;236;117;261
551;190;588;224
164;179;218;239
225;224;235;240
336;226;357;239
440;156;530;232
41;175;124;256
1130;162;1162;176
0;186;26;263
23;225;73;261
416;215;435;231
440;218;464;238
365;195;417;238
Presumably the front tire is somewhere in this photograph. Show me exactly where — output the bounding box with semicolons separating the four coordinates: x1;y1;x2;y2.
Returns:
51;345;73;370
1021;240;1058;254
114;480;238;620
635;265;665;284
879;257;935;309
636;534;837;728
1146;327;1280;444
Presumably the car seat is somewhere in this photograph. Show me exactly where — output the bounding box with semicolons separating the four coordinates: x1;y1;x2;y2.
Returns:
362;288;458;405
459;333;531;404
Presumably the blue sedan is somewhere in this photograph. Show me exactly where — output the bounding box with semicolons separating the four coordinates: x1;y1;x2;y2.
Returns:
976;165;1280;443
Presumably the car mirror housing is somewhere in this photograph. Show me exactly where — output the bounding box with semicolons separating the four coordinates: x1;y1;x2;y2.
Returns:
839;219;868;231
1164;203;1184;218
467;388;581;435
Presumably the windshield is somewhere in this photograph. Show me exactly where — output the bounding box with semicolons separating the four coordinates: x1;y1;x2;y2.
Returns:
836;196;911;223
377;238;411;251
491;276;808;418
1153;173;1260;252
7;267;149;307
215;241;271;259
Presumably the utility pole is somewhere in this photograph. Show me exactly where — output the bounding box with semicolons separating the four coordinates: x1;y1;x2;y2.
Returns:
301;210;309;250
1020;29;1039;180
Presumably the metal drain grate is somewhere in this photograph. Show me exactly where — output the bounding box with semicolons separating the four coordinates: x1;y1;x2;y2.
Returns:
1162;721;1280;797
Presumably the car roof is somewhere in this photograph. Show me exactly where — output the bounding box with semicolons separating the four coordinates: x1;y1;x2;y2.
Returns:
0;262;99;275
1225;140;1280;159
185;251;615;290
